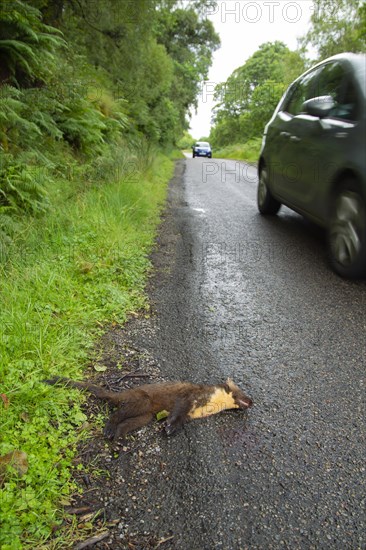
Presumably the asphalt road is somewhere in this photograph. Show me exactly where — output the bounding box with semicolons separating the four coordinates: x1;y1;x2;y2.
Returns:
91;157;366;549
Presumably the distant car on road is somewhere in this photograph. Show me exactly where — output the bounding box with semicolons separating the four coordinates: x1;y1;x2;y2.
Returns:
192;142;212;158
257;52;366;278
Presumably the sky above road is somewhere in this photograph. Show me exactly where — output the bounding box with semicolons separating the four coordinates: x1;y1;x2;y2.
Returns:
189;0;315;138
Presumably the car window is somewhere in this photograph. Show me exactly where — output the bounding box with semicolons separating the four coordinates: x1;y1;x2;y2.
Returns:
315;62;360;121
282;69;320;116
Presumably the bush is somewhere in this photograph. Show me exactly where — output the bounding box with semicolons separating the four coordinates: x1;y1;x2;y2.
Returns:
213;138;262;163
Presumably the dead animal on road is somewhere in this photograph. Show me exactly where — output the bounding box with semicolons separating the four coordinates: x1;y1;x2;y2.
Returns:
44;377;253;440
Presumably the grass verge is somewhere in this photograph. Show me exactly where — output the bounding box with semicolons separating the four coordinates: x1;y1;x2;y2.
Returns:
0;149;174;549
164;148;185;160
213;138;262;163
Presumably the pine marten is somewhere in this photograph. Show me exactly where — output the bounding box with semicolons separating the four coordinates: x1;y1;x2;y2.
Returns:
44;376;253;440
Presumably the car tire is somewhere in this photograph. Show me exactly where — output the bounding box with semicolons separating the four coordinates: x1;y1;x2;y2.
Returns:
327;179;366;278
257;165;281;215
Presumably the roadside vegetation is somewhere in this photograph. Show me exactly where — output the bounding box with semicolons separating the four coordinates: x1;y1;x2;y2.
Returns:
209;0;366;161
0;1;219;547
0;151;173;549
212;138;262;163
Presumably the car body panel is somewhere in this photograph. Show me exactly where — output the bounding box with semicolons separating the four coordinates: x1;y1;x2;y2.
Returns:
192;141;212;158
259;53;366;227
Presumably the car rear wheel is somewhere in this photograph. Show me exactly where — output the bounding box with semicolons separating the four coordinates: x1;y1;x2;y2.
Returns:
328;180;366;278
257;166;281;215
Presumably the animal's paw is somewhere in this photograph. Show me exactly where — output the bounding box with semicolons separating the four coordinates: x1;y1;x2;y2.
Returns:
164;422;177;436
103;422;116;440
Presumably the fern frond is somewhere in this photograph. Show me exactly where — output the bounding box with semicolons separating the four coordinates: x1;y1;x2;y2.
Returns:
0;1;63;86
8;21;40;43
0;40;39;61
0;41;35;76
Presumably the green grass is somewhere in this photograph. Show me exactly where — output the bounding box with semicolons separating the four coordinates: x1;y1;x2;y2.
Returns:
0;149;174;549
164;147;185;159
213;137;262;163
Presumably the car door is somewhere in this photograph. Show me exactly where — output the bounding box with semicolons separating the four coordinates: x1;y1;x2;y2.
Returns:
270;67;321;206
302;61;362;221
274;62;360;220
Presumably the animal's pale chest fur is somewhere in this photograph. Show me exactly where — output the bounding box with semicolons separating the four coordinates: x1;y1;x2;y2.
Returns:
188;388;238;419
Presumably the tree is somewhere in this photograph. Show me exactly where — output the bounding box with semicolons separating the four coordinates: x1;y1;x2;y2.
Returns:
0;0;220;157
38;0;220;145
155;1;220;132
210;42;306;146
301;0;366;59
177;131;195;149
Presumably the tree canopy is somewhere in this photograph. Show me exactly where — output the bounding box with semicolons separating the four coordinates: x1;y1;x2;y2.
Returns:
0;0;220;218
210;42;306;147
0;0;220;152
301;0;366;58
210;1;365;149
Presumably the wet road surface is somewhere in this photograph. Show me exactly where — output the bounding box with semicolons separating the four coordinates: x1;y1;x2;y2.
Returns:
89;157;366;549
145;157;366;549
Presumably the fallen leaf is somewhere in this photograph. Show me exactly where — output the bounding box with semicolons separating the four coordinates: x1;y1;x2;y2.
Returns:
156;410;169;421
0;394;9;409
0;450;28;477
93;365;107;372
78;261;94;274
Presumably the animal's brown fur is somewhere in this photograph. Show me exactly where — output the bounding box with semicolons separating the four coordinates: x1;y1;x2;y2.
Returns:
44;376;253;439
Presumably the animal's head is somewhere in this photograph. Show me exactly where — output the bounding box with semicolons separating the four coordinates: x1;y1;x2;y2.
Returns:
225;378;253;409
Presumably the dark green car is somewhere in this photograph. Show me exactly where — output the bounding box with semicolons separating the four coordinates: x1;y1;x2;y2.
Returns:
258;53;366;278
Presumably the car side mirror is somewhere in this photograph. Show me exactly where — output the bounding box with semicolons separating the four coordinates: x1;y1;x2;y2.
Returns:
302;96;336;118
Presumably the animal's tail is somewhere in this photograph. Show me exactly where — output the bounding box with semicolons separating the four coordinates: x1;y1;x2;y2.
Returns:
43;376;119;403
